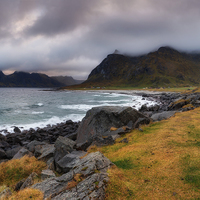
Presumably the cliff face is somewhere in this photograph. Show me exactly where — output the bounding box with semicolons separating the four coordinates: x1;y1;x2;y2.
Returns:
84;47;200;87
0;71;65;87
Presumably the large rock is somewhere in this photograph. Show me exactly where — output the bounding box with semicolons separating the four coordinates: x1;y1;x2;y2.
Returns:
151;111;176;121
12;147;33;159
55;151;87;173
76;106;150;150
0;148;7;159
54;136;76;163
32;151;112;199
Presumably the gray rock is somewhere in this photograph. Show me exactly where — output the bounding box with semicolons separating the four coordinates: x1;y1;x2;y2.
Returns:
20;172;38;190
12;147;33;159
6;146;22;159
0;188;12;199
54;136;76;163
37;145;55;162
76;106;149;150
41;169;56;180
0;148;7;159
151;111;176;121
32;152;112;199
14;178;26;191
27;140;47;153
56;151;86;173
34;144;54;157
46;157;55;170
134;117;151;128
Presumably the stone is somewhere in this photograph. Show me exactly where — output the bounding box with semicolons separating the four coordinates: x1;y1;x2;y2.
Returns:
46;157;55;170
27;140;47;153
41;169;56;180
55;151;86;173
34;144;54;158
151;111;176;122
32;152;112;199
134;117;151;128
37;145;55;162
14;178;26;191
5;146;22;159
0;148;7;159
20;172;38;190
54;136;76;163
12;147;33;159
14;126;21;133
0;188;12;199
76;106;149;150
119;138;128;143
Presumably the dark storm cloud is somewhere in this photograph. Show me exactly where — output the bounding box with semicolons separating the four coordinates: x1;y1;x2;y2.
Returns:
0;0;200;79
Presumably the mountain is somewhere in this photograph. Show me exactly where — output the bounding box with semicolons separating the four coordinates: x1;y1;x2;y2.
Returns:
51;76;84;86
0;71;64;87
84;47;200;87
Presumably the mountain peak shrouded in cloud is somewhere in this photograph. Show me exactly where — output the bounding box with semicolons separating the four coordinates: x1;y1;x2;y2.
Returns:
0;0;200;79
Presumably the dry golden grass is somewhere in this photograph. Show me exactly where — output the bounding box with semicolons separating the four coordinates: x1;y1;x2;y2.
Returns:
7;188;43;200
88;107;200;199
0;155;46;187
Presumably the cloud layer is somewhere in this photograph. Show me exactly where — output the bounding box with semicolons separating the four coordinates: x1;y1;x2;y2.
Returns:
0;0;200;79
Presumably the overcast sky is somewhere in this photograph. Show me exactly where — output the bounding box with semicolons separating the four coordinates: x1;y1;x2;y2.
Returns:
0;0;200;79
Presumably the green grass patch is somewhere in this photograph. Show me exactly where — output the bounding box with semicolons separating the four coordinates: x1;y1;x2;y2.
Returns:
113;158;135;170
181;154;200;189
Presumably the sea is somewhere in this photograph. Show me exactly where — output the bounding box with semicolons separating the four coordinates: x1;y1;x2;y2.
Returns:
0;88;157;135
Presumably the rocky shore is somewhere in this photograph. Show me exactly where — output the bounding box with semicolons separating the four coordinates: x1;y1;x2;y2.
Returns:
1;89;200;199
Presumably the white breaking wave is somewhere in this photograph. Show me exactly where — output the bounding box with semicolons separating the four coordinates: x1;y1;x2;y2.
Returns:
32;111;44;115
37;103;44;106
0;114;84;135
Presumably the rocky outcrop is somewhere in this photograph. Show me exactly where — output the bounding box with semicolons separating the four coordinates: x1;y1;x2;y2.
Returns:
76;106;151;150
32;151;113;199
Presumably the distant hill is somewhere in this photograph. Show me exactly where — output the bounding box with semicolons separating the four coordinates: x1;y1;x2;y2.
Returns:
51;76;84;86
83;47;200;87
0;71;65;87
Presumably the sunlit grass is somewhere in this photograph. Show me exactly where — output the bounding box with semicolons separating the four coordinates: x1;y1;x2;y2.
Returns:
88;107;200;199
0;155;46;188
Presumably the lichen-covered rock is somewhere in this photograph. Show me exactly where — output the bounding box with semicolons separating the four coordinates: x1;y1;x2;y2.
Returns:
0;187;12;199
55;151;86;173
32;152;113;199
41;169;56;180
20;172;38;190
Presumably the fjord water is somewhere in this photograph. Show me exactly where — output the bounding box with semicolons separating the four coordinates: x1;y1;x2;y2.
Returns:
0;88;156;134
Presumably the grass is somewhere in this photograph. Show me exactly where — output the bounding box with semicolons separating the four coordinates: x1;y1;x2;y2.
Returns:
0;155;46;188
88;107;200;199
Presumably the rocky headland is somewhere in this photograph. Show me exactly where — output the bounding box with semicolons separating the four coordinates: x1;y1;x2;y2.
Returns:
1;88;200;199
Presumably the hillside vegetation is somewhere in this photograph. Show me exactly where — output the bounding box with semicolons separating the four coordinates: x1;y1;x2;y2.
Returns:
82;47;200;88
89;106;200;199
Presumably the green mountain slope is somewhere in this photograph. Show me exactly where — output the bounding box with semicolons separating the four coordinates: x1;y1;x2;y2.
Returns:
84;47;200;87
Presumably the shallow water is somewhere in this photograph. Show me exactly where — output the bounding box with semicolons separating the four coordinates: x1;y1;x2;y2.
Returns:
0;88;157;134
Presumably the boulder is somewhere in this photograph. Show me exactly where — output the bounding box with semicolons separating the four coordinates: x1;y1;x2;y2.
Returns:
151;111;176;122
34;144;54;158
27;140;47;153
0;148;7;159
37;145;55;162
0;188;12;199
5;146;22;159
12;147;33;159
55;151;86;173
20;172;38;190
76;106;150;150
41;169;56;180
32;152;112;199
54;136;76;163
134;117;151;128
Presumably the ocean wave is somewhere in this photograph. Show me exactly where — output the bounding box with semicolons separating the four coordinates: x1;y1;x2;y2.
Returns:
0;114;84;135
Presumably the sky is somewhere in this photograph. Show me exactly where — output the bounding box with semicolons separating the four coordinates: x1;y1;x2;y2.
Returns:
0;0;200;80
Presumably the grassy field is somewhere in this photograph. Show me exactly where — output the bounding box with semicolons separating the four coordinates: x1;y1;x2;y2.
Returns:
89;107;200;199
